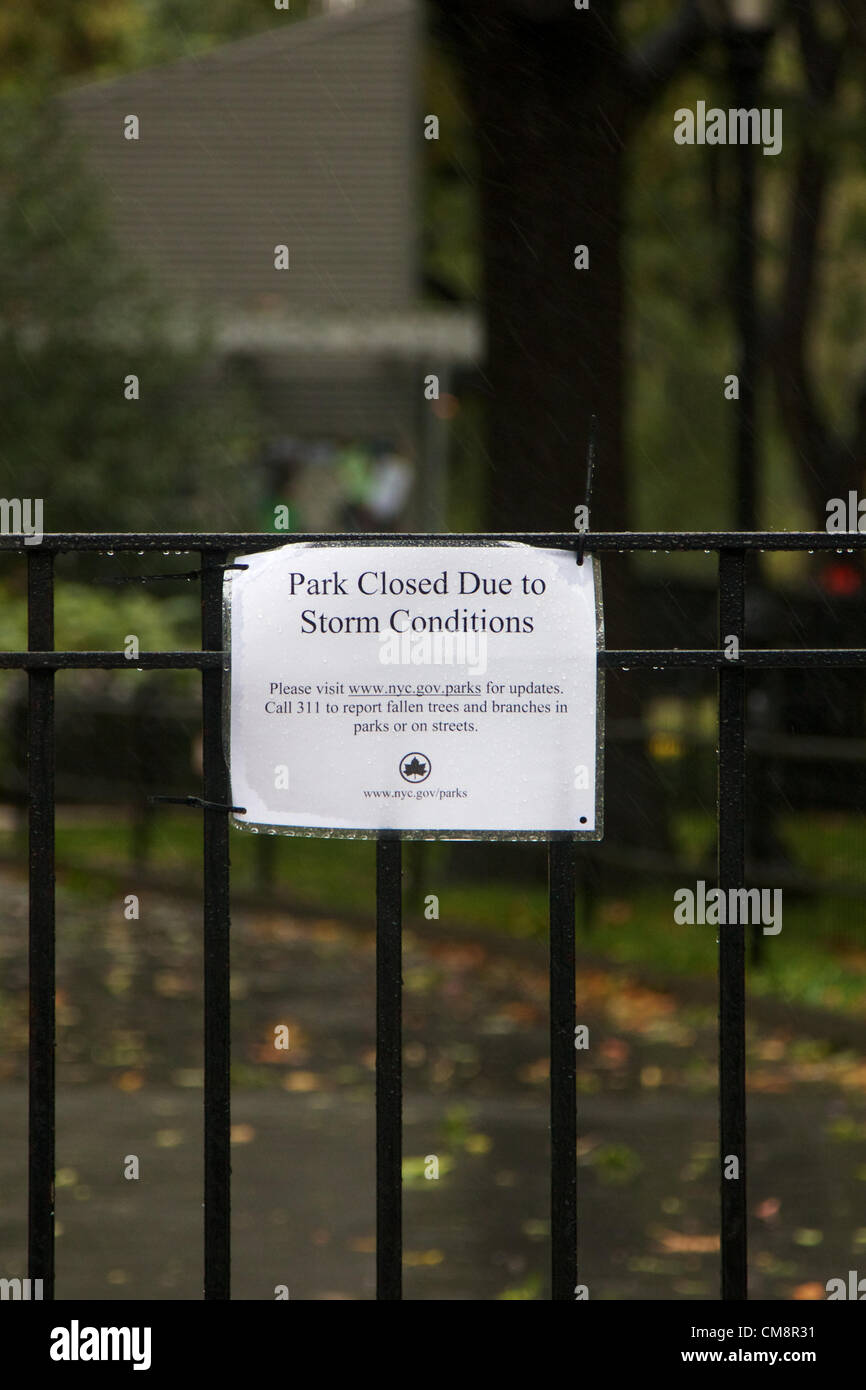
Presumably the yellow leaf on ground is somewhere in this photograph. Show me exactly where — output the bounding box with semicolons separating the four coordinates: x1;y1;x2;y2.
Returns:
657;1229;720;1253
282;1071;321;1092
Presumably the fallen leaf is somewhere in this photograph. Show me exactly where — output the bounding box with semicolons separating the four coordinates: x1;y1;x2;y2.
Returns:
155;1130;184;1148
348;1235;376;1254
755;1197;780;1221
656;1229;720;1254
115;1070;144;1092
792;1282;825;1301
282;1072;322;1092
793;1229;823;1247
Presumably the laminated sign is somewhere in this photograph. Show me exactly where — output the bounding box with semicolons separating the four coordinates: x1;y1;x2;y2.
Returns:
225;543;603;839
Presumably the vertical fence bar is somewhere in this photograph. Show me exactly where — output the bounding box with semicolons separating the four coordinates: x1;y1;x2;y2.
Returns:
718;547;747;1300
376;835;402;1299
27;550;55;1298
549;835;577;1300
201;550;231;1299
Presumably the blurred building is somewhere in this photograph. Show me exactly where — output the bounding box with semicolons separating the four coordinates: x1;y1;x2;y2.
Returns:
59;0;480;526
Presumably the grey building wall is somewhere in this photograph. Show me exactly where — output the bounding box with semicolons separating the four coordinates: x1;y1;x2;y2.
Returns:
60;0;419;316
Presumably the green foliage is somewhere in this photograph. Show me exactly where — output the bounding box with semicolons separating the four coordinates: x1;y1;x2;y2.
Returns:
0;96;259;531
626;16;866;542
498;1272;542;1300
0;0;310;534
0;0;310;90
134;0;313;67
0;577;197;653
627;50;744;540
0;1;145;91
588;1143;644;1186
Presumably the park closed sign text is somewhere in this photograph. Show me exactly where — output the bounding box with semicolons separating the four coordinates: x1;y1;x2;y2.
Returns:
226;542;602;838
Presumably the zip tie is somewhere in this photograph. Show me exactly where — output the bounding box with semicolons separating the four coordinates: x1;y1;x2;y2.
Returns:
96;563;249;586
148;794;247;813
577;413;597;566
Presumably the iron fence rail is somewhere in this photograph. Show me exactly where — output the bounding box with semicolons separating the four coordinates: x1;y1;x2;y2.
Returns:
5;529;866;549
17;530;866;1302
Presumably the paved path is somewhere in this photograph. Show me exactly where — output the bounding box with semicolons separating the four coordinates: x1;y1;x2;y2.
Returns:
0;869;864;1299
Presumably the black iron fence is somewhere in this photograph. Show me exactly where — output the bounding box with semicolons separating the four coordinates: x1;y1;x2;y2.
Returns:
13;529;866;1301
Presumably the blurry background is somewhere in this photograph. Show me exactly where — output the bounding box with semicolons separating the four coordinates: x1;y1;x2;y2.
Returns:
1;0;866;1300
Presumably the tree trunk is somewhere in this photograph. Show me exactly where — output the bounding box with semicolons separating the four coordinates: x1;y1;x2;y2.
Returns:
442;3;627;538
432;1;669;862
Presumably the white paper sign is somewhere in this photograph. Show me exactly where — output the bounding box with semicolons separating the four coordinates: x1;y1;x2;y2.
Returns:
226;543;602;838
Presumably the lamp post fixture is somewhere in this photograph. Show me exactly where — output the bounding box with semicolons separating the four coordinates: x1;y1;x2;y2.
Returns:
720;0;777;534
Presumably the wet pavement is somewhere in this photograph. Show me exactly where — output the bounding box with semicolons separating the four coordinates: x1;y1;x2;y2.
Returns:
1;866;865;1300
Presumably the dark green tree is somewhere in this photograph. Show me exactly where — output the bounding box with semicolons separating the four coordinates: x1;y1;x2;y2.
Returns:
0;95;257;531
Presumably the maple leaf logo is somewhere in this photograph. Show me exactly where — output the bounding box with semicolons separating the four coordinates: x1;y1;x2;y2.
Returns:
400;753;430;783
